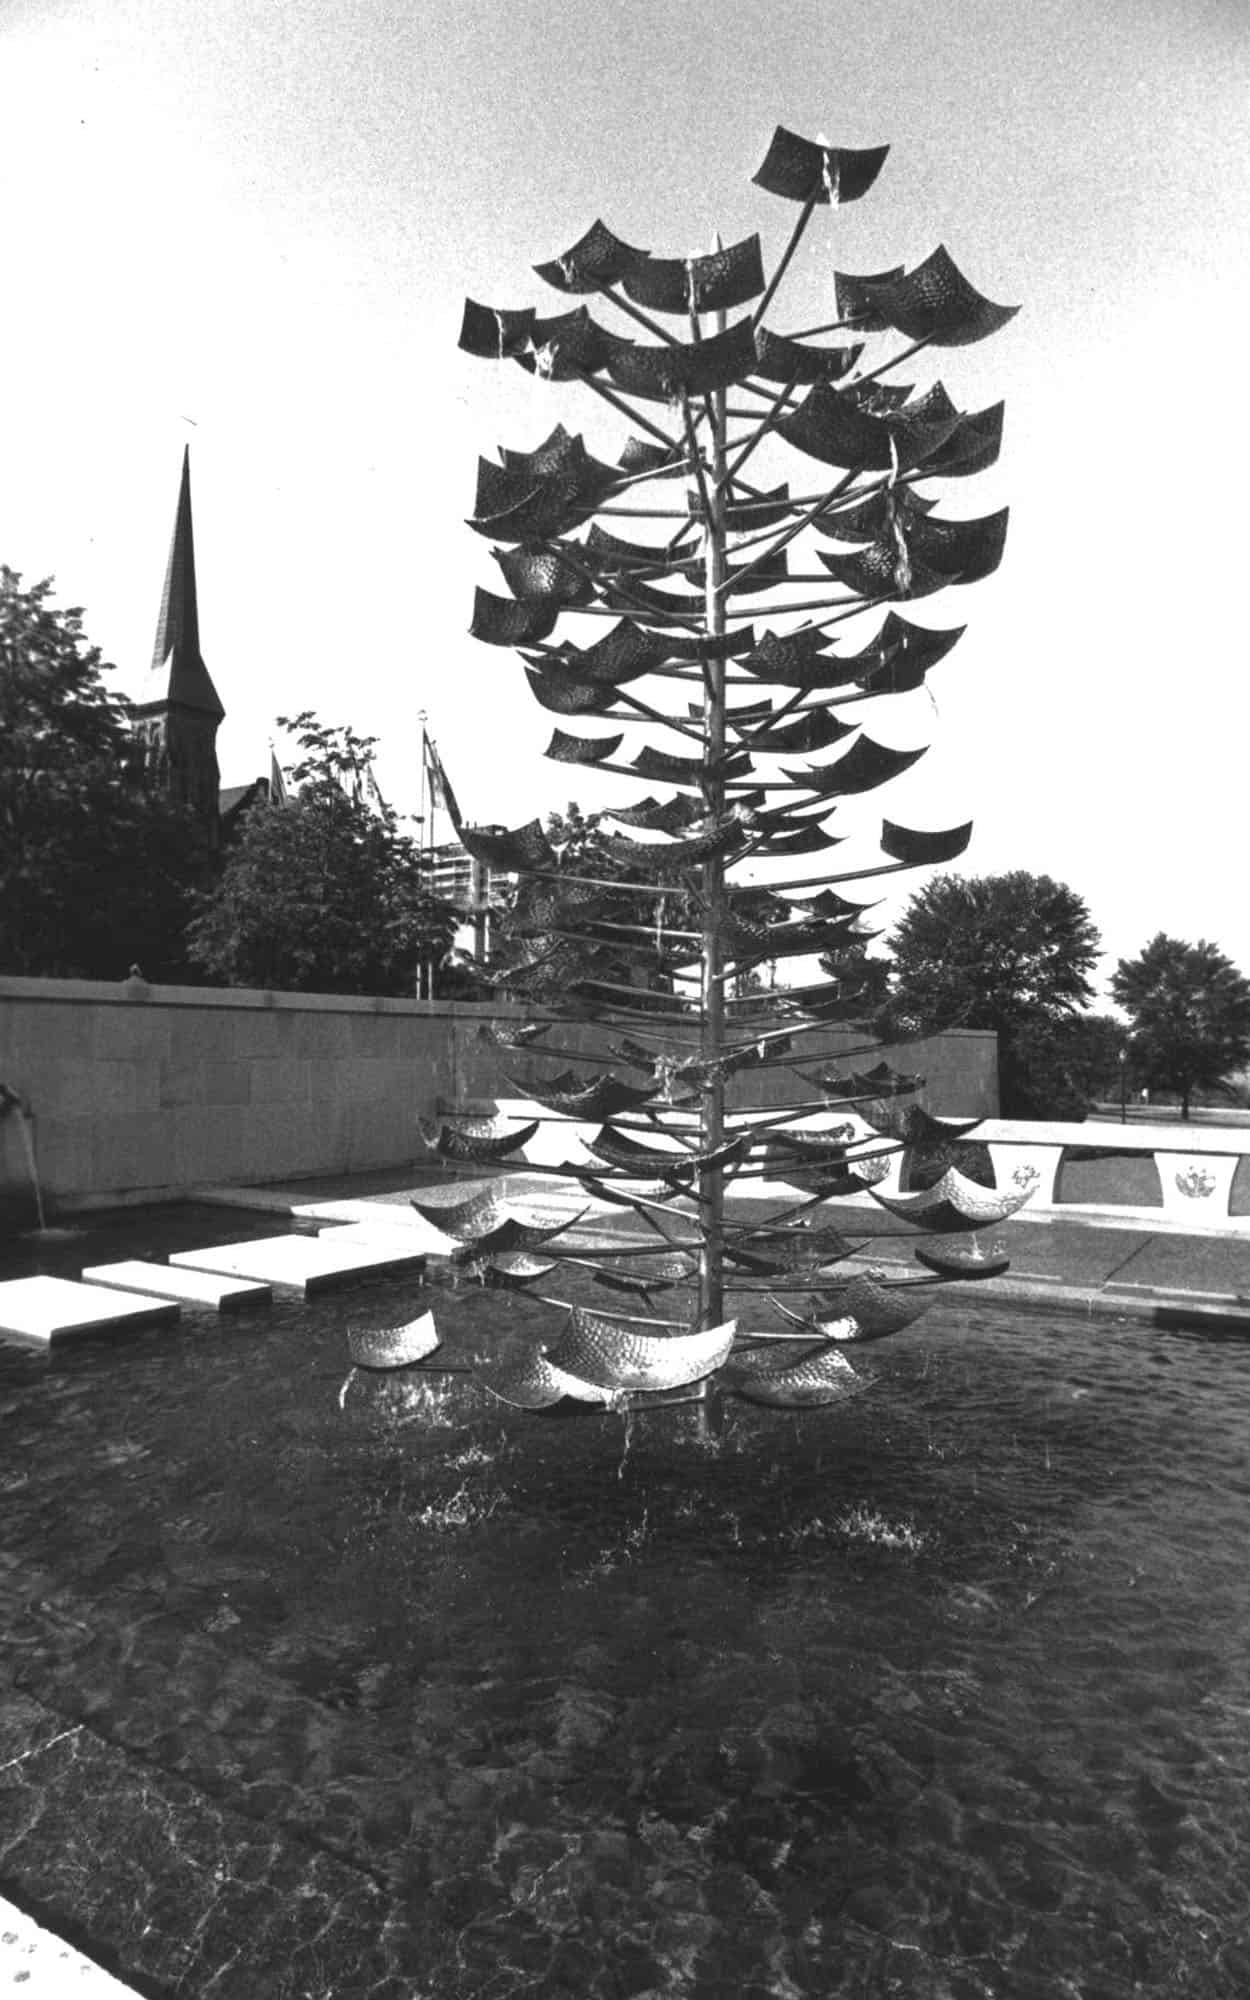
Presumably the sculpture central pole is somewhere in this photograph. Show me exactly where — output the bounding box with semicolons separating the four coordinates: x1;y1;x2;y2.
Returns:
698;317;729;1334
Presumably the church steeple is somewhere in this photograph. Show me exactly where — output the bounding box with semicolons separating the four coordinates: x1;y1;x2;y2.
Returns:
131;447;224;833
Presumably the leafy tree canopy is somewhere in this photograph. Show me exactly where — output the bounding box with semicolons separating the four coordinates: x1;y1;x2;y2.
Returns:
882;871;1102;1117
187;712;458;995
0;565;210;979
1111;933;1250;1118
886;872;1100;1034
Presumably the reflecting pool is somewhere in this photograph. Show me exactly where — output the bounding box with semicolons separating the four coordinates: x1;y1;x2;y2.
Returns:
1;1260;1249;1998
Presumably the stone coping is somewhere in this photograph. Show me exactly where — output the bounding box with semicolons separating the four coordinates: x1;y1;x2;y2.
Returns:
971;1117;1250;1157
0;972;501;1017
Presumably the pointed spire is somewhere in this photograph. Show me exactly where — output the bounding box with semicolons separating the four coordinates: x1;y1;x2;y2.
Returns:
143;446;224;717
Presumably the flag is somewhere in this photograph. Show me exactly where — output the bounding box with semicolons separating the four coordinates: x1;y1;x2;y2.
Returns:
365;761;388;813
423;730;462;827
269;747;289;805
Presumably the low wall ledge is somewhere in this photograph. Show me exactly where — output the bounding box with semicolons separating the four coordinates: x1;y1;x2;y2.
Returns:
0;975;507;1019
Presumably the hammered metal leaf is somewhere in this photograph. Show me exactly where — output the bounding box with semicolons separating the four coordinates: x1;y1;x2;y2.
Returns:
585;522;700;571
913;1244;1011;1280
605;319;759;400
870;1168;1035;1231
739;708;857;755
498;425;608;479
604;794;705;833
857;246;1019;347
545;1309;737;1391
804;1061;924;1101
526;669;622;718
727;1342;862;1406
474;1347;580;1409
834;267;905;331
417;1118;540;1163
776;381;964;472
606;819;750;873
835;614;966;693
739;628;850;687
904;507;1009;584
615;440;686;482
781;736;925;796
410;1186;581;1251
819;510;1005;615
456;819;557;872
514;306;623;380
493;545;595;607
534;220;651;293
753;328;862;384
816;539;951;601
751;820;843;857
925;401;1005;478
879;819;973;865
347;1311;440;1370
459;299;536;358
621;236;766;314
752;128;890;205
470;589;558;647
812;486;939;544
807;1273;932;1337
545;728;624;765
507;1070;658;1118
526;617;671;684
585;1126;689;1173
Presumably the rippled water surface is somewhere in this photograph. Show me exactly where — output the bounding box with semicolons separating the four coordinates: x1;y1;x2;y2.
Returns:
3;1258;1250;1997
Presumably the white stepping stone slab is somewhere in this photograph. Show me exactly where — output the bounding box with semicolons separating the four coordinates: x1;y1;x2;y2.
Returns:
322;1214;462;1255
80;1260;272;1311
0;1891;141;1996
170;1232;426;1294
0;1275;180;1347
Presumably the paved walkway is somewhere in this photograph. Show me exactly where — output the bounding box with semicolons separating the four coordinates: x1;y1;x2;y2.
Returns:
199;1169;1250;1334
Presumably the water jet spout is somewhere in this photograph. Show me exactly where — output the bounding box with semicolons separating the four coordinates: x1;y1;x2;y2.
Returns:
1;1080;47;1234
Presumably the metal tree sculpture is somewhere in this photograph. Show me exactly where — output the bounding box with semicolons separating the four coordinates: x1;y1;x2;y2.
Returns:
365;128;1031;1420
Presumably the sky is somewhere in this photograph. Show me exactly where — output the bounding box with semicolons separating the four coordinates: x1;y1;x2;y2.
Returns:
1;0;1247;995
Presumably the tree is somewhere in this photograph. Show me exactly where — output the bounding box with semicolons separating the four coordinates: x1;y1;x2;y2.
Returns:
187;713;458;995
883;872;1102;1116
0;565;210;979
1111;934;1250;1119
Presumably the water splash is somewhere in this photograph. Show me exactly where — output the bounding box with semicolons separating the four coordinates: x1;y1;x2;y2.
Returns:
3;1091;84;1243
14;1107;47;1233
0;1082;71;1240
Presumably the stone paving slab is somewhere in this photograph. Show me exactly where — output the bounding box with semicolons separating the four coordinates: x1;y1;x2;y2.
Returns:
845;1221;1160;1289
171;1232;426;1293
0;1276;180;1346
1100;1231;1250;1299
301;1205;462;1251
79;1259;272;1311
208;1165;1250;1332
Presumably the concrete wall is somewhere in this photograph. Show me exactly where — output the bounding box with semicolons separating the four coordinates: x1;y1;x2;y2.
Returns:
0;974;997;1214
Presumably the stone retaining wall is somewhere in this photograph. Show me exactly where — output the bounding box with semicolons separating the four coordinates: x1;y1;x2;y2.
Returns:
0;974;997;1214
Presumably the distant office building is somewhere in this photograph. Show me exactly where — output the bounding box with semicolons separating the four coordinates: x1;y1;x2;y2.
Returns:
429;840;513;961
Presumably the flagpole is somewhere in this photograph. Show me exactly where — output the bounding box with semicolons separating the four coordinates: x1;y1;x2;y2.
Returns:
418;711;429;1000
